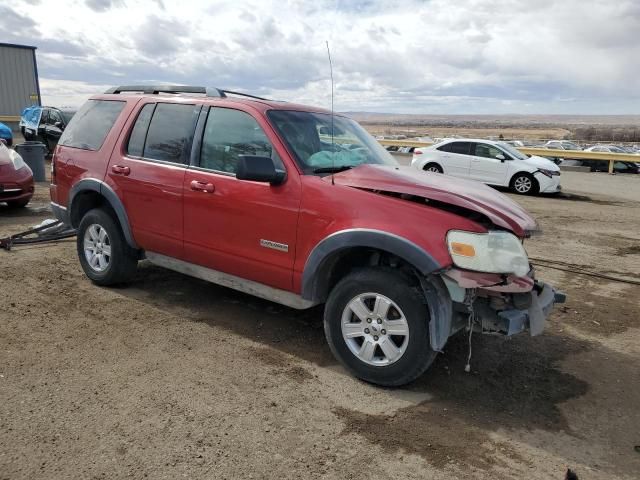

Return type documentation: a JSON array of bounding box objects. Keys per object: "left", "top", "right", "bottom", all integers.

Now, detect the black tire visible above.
[
  {"left": 6, "top": 198, "right": 30, "bottom": 208},
  {"left": 510, "top": 172, "right": 539, "bottom": 195},
  {"left": 324, "top": 268, "right": 437, "bottom": 387},
  {"left": 77, "top": 208, "right": 138, "bottom": 286},
  {"left": 423, "top": 162, "right": 443, "bottom": 173}
]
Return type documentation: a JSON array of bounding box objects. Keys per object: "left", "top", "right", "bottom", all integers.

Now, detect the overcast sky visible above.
[{"left": 2, "top": 0, "right": 639, "bottom": 114}]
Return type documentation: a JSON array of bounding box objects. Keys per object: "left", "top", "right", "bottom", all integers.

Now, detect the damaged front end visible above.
[{"left": 442, "top": 267, "right": 566, "bottom": 339}]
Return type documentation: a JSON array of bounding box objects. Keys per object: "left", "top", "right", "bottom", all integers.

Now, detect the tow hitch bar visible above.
[{"left": 0, "top": 220, "right": 77, "bottom": 251}]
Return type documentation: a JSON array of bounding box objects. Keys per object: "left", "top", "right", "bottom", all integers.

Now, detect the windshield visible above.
[
  {"left": 497, "top": 141, "right": 528, "bottom": 160},
  {"left": 267, "top": 110, "right": 397, "bottom": 174}
]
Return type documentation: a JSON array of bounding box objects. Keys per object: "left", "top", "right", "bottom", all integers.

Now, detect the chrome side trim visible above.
[{"left": 146, "top": 252, "right": 317, "bottom": 310}]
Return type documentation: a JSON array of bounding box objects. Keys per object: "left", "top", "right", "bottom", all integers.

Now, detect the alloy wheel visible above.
[
  {"left": 341, "top": 293, "right": 410, "bottom": 366},
  {"left": 83, "top": 223, "right": 111, "bottom": 272},
  {"left": 514, "top": 175, "right": 532, "bottom": 193}
]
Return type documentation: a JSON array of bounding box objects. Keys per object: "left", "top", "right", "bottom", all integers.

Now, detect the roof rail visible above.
[
  {"left": 220, "top": 90, "right": 270, "bottom": 101},
  {"left": 104, "top": 85, "right": 273, "bottom": 101},
  {"left": 104, "top": 85, "right": 226, "bottom": 97}
]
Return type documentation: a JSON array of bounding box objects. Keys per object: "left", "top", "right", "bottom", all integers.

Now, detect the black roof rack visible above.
[{"left": 104, "top": 85, "right": 271, "bottom": 101}]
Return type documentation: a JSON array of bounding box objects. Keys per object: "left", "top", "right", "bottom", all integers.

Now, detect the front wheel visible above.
[
  {"left": 324, "top": 268, "right": 437, "bottom": 387},
  {"left": 510, "top": 172, "right": 539, "bottom": 195}
]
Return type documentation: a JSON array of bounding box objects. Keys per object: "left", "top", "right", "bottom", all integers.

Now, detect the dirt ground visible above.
[{"left": 1, "top": 172, "right": 639, "bottom": 479}]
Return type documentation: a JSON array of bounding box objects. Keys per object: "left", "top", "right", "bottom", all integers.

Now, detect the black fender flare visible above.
[
  {"left": 69, "top": 178, "right": 138, "bottom": 249},
  {"left": 301, "top": 228, "right": 442, "bottom": 301}
]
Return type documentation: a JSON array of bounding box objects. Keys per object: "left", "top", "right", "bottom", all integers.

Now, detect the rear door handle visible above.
[
  {"left": 111, "top": 165, "right": 131, "bottom": 176},
  {"left": 190, "top": 180, "right": 215, "bottom": 193}
]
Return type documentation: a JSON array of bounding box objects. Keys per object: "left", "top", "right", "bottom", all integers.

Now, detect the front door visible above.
[
  {"left": 469, "top": 142, "right": 510, "bottom": 184},
  {"left": 106, "top": 101, "right": 201, "bottom": 259},
  {"left": 183, "top": 106, "right": 300, "bottom": 291}
]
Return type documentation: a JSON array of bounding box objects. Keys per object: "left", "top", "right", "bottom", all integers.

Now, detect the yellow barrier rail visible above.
[{"left": 377, "top": 140, "right": 640, "bottom": 174}]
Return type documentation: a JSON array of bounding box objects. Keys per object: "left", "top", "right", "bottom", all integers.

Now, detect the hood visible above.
[
  {"left": 524, "top": 155, "right": 560, "bottom": 171},
  {"left": 328, "top": 165, "right": 538, "bottom": 237}
]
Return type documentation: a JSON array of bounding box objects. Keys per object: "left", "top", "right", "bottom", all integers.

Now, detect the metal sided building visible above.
[{"left": 0, "top": 42, "right": 41, "bottom": 130}]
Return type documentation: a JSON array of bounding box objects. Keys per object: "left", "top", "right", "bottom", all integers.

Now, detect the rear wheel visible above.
[
  {"left": 77, "top": 208, "right": 138, "bottom": 285},
  {"left": 324, "top": 268, "right": 437, "bottom": 387},
  {"left": 510, "top": 172, "right": 539, "bottom": 195},
  {"left": 423, "top": 163, "right": 443, "bottom": 173}
]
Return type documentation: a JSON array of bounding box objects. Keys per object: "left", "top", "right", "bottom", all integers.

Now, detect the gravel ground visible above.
[{"left": 1, "top": 173, "right": 639, "bottom": 480}]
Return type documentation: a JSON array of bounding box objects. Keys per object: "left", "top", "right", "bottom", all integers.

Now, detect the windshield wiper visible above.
[{"left": 313, "top": 165, "right": 354, "bottom": 174}]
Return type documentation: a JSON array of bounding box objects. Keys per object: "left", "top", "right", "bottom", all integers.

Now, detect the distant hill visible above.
[{"left": 343, "top": 112, "right": 640, "bottom": 127}]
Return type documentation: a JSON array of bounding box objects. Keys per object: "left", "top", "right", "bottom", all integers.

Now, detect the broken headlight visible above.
[{"left": 446, "top": 230, "right": 530, "bottom": 277}]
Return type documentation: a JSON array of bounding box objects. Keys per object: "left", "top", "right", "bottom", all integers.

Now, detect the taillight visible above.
[
  {"left": 414, "top": 149, "right": 423, "bottom": 155},
  {"left": 51, "top": 152, "right": 56, "bottom": 184}
]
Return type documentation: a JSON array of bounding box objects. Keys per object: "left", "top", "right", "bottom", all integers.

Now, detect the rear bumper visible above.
[{"left": 51, "top": 201, "right": 70, "bottom": 225}]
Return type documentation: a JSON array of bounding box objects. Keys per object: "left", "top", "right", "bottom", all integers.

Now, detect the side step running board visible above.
[{"left": 145, "top": 252, "right": 318, "bottom": 310}]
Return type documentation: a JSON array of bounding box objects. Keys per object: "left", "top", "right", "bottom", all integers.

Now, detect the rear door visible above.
[
  {"left": 469, "top": 142, "right": 510, "bottom": 185},
  {"left": 106, "top": 101, "right": 201, "bottom": 259},
  {"left": 436, "top": 141, "right": 472, "bottom": 177},
  {"left": 182, "top": 106, "right": 300, "bottom": 290}
]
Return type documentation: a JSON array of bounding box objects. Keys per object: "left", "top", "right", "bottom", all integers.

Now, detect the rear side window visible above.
[
  {"left": 141, "top": 103, "right": 199, "bottom": 163},
  {"left": 447, "top": 142, "right": 472, "bottom": 155},
  {"left": 59, "top": 100, "right": 125, "bottom": 151}
]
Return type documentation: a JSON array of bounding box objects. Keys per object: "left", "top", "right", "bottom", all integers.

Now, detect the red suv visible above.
[{"left": 50, "top": 85, "right": 564, "bottom": 386}]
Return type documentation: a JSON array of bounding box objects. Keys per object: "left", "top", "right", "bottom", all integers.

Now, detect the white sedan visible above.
[{"left": 411, "top": 139, "right": 561, "bottom": 194}]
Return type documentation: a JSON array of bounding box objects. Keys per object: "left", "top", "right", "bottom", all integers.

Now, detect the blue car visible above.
[{"left": 0, "top": 122, "right": 12, "bottom": 147}]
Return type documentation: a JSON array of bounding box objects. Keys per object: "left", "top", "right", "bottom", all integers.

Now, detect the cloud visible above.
[
  {"left": 85, "top": 0, "right": 124, "bottom": 12},
  {"left": 10, "top": 0, "right": 638, "bottom": 114}
]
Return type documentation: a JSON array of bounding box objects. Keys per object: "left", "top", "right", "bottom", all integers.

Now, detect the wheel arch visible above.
[
  {"left": 301, "top": 229, "right": 441, "bottom": 303},
  {"left": 69, "top": 179, "right": 138, "bottom": 249},
  {"left": 509, "top": 170, "right": 539, "bottom": 192}
]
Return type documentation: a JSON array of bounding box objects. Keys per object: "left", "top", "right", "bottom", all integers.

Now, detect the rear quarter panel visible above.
[{"left": 51, "top": 97, "right": 141, "bottom": 206}]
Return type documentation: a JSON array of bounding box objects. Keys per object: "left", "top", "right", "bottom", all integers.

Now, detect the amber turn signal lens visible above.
[{"left": 450, "top": 242, "right": 476, "bottom": 257}]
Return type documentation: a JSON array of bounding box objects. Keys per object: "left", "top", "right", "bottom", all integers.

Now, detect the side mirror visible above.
[
  {"left": 495, "top": 153, "right": 506, "bottom": 162},
  {"left": 54, "top": 121, "right": 63, "bottom": 128},
  {"left": 237, "top": 155, "right": 286, "bottom": 185}
]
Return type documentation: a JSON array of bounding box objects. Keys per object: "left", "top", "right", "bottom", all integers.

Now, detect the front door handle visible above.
[
  {"left": 190, "top": 180, "right": 215, "bottom": 193},
  {"left": 111, "top": 165, "right": 131, "bottom": 176}
]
